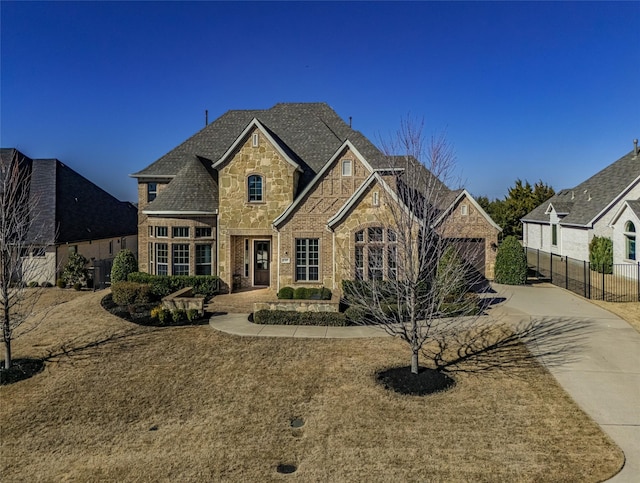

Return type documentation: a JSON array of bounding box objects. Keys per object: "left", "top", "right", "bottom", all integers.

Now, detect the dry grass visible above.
[
  {"left": 1, "top": 291, "right": 623, "bottom": 482},
  {"left": 589, "top": 299, "right": 640, "bottom": 333}
]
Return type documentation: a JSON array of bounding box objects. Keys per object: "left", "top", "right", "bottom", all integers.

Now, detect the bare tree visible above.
[
  {"left": 1, "top": 150, "right": 51, "bottom": 370},
  {"left": 341, "top": 119, "right": 488, "bottom": 374}
]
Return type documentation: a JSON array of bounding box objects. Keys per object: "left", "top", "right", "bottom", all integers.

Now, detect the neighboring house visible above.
[
  {"left": 522, "top": 142, "right": 640, "bottom": 265},
  {"left": 0, "top": 148, "right": 138, "bottom": 286},
  {"left": 131, "top": 103, "right": 500, "bottom": 293}
]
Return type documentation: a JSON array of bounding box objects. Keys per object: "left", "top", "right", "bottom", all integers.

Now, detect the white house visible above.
[{"left": 522, "top": 142, "right": 640, "bottom": 265}]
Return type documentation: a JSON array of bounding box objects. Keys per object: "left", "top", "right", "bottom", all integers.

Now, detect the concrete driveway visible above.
[{"left": 495, "top": 283, "right": 640, "bottom": 482}]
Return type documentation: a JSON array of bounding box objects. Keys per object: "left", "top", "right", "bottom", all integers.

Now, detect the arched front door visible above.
[{"left": 254, "top": 240, "right": 270, "bottom": 286}]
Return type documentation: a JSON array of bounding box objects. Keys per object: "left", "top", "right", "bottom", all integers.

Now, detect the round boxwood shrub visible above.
[
  {"left": 494, "top": 236, "right": 528, "bottom": 285},
  {"left": 111, "top": 249, "right": 138, "bottom": 283},
  {"left": 278, "top": 286, "right": 294, "bottom": 299}
]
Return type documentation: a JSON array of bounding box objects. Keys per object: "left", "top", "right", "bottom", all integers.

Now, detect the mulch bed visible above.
[
  {"left": 1, "top": 359, "right": 45, "bottom": 385},
  {"left": 100, "top": 294, "right": 210, "bottom": 327},
  {"left": 376, "top": 366, "right": 455, "bottom": 396}
]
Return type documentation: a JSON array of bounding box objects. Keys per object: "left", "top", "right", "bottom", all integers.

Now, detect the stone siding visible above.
[{"left": 254, "top": 298, "right": 340, "bottom": 313}]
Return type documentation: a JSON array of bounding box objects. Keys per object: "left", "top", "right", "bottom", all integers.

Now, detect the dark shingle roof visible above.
[
  {"left": 145, "top": 156, "right": 218, "bottom": 213},
  {"left": 2, "top": 148, "right": 138, "bottom": 245},
  {"left": 523, "top": 149, "right": 640, "bottom": 226},
  {"left": 625, "top": 200, "right": 640, "bottom": 219}
]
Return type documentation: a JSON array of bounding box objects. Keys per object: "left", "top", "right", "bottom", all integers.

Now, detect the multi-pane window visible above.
[
  {"left": 354, "top": 227, "right": 397, "bottom": 281},
  {"left": 156, "top": 243, "right": 168, "bottom": 276},
  {"left": 156, "top": 226, "right": 168, "bottom": 238},
  {"left": 173, "top": 226, "right": 189, "bottom": 238},
  {"left": 196, "top": 245, "right": 212, "bottom": 275},
  {"left": 172, "top": 244, "right": 190, "bottom": 275},
  {"left": 625, "top": 221, "right": 636, "bottom": 261},
  {"left": 147, "top": 183, "right": 157, "bottom": 202},
  {"left": 248, "top": 175, "right": 263, "bottom": 202},
  {"left": 551, "top": 224, "right": 558, "bottom": 246},
  {"left": 195, "top": 227, "right": 212, "bottom": 238},
  {"left": 295, "top": 238, "right": 319, "bottom": 281}
]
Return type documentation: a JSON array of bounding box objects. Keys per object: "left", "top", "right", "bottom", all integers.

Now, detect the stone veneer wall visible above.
[
  {"left": 277, "top": 147, "right": 370, "bottom": 289},
  {"left": 253, "top": 299, "right": 340, "bottom": 313},
  {"left": 217, "top": 128, "right": 298, "bottom": 290},
  {"left": 438, "top": 194, "right": 500, "bottom": 280}
]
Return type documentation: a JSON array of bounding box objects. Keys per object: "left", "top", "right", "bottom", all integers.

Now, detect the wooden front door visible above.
[{"left": 254, "top": 240, "right": 270, "bottom": 286}]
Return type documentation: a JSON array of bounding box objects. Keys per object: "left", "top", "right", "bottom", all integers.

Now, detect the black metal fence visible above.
[{"left": 525, "top": 248, "right": 640, "bottom": 302}]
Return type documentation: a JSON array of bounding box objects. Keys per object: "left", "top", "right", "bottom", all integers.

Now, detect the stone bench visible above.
[{"left": 162, "top": 287, "right": 205, "bottom": 315}]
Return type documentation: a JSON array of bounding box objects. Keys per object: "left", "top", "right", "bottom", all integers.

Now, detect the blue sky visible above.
[{"left": 1, "top": 1, "right": 638, "bottom": 202}]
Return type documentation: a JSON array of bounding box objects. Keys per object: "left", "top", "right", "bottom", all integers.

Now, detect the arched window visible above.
[
  {"left": 247, "top": 175, "right": 263, "bottom": 202},
  {"left": 624, "top": 221, "right": 636, "bottom": 261},
  {"left": 354, "top": 227, "right": 397, "bottom": 281}
]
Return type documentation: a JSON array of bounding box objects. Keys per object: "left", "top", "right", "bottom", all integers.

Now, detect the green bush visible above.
[
  {"left": 494, "top": 236, "right": 528, "bottom": 285},
  {"left": 344, "top": 306, "right": 369, "bottom": 324},
  {"left": 288, "top": 286, "right": 332, "bottom": 300},
  {"left": 157, "top": 308, "right": 171, "bottom": 325},
  {"left": 41, "top": 281, "right": 53, "bottom": 288},
  {"left": 73, "top": 282, "right": 82, "bottom": 291},
  {"left": 62, "top": 252, "right": 88, "bottom": 287},
  {"left": 253, "top": 310, "right": 347, "bottom": 326},
  {"left": 186, "top": 308, "right": 199, "bottom": 322},
  {"left": 28, "top": 281, "right": 39, "bottom": 288},
  {"left": 111, "top": 282, "right": 152, "bottom": 306},
  {"left": 150, "top": 305, "right": 164, "bottom": 319},
  {"left": 293, "top": 287, "right": 308, "bottom": 299},
  {"left": 589, "top": 236, "right": 613, "bottom": 274},
  {"left": 127, "top": 272, "right": 219, "bottom": 298},
  {"left": 277, "top": 286, "right": 294, "bottom": 299},
  {"left": 56, "top": 278, "right": 66, "bottom": 289},
  {"left": 172, "top": 309, "right": 187, "bottom": 323},
  {"left": 111, "top": 249, "right": 138, "bottom": 283}
]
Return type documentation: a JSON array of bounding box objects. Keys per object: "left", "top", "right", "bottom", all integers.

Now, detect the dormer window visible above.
[
  {"left": 248, "top": 174, "right": 263, "bottom": 202},
  {"left": 342, "top": 159, "right": 352, "bottom": 177}
]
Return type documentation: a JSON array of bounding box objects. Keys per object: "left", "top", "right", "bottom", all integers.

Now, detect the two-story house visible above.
[{"left": 131, "top": 103, "right": 500, "bottom": 293}]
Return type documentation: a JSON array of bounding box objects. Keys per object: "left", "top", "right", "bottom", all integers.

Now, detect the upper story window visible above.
[
  {"left": 147, "top": 183, "right": 157, "bottom": 202},
  {"left": 173, "top": 226, "right": 189, "bottom": 238},
  {"left": 195, "top": 227, "right": 212, "bottom": 238},
  {"left": 252, "top": 133, "right": 259, "bottom": 147},
  {"left": 342, "top": 159, "right": 353, "bottom": 177},
  {"left": 248, "top": 174, "right": 263, "bottom": 202},
  {"left": 625, "top": 221, "right": 636, "bottom": 261},
  {"left": 551, "top": 224, "right": 558, "bottom": 246},
  {"left": 461, "top": 204, "right": 468, "bottom": 216},
  {"left": 155, "top": 226, "right": 168, "bottom": 238},
  {"left": 355, "top": 227, "right": 397, "bottom": 281}
]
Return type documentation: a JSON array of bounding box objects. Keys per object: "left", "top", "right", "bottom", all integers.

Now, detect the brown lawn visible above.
[
  {"left": 1, "top": 290, "right": 623, "bottom": 482},
  {"left": 589, "top": 299, "right": 640, "bottom": 333}
]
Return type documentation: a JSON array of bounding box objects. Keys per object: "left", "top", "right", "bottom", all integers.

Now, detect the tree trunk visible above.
[
  {"left": 411, "top": 349, "right": 419, "bottom": 374},
  {"left": 3, "top": 337, "right": 11, "bottom": 370}
]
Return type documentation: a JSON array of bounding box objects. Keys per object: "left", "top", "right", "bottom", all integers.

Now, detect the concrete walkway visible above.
[{"left": 209, "top": 284, "right": 639, "bottom": 481}]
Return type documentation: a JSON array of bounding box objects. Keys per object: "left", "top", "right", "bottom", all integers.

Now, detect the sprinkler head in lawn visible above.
[{"left": 376, "top": 366, "right": 455, "bottom": 396}]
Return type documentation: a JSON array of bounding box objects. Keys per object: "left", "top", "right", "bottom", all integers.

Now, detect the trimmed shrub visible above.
[
  {"left": 157, "top": 308, "right": 171, "bottom": 325},
  {"left": 277, "top": 286, "right": 294, "bottom": 299},
  {"left": 288, "top": 287, "right": 332, "bottom": 300},
  {"left": 344, "top": 306, "right": 369, "bottom": 324},
  {"left": 589, "top": 236, "right": 613, "bottom": 274},
  {"left": 28, "top": 281, "right": 39, "bottom": 288},
  {"left": 73, "top": 282, "right": 82, "bottom": 291},
  {"left": 150, "top": 305, "right": 164, "bottom": 319},
  {"left": 56, "top": 278, "right": 66, "bottom": 289},
  {"left": 111, "top": 282, "right": 152, "bottom": 306},
  {"left": 111, "top": 249, "right": 138, "bottom": 283},
  {"left": 41, "top": 281, "right": 53, "bottom": 288},
  {"left": 494, "top": 236, "right": 528, "bottom": 285},
  {"left": 293, "top": 287, "right": 309, "bottom": 299},
  {"left": 127, "top": 272, "right": 219, "bottom": 298},
  {"left": 253, "top": 310, "right": 347, "bottom": 326}
]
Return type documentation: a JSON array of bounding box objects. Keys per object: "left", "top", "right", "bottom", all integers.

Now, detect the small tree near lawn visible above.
[
  {"left": 62, "top": 252, "right": 88, "bottom": 288},
  {"left": 110, "top": 249, "right": 138, "bottom": 283},
  {"left": 589, "top": 236, "right": 613, "bottom": 274},
  {"left": 341, "top": 118, "right": 487, "bottom": 376},
  {"left": 494, "top": 236, "right": 528, "bottom": 285}
]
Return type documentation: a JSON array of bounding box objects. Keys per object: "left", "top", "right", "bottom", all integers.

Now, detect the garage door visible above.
[{"left": 446, "top": 238, "right": 486, "bottom": 278}]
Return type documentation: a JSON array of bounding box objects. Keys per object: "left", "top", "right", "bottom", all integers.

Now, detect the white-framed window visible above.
[
  {"left": 195, "top": 245, "right": 212, "bottom": 275},
  {"left": 156, "top": 243, "right": 168, "bottom": 275},
  {"left": 156, "top": 226, "right": 168, "bottom": 238},
  {"left": 461, "top": 204, "right": 468, "bottom": 216},
  {"left": 625, "top": 221, "right": 636, "bottom": 261},
  {"left": 342, "top": 159, "right": 352, "bottom": 177},
  {"left": 173, "top": 226, "right": 189, "bottom": 238},
  {"left": 147, "top": 183, "right": 157, "bottom": 202},
  {"left": 295, "top": 238, "right": 320, "bottom": 281},
  {"left": 248, "top": 174, "right": 263, "bottom": 202},
  {"left": 148, "top": 242, "right": 153, "bottom": 274},
  {"left": 172, "top": 244, "right": 190, "bottom": 275},
  {"left": 372, "top": 191, "right": 379, "bottom": 207},
  {"left": 148, "top": 226, "right": 154, "bottom": 236},
  {"left": 252, "top": 133, "right": 259, "bottom": 147}
]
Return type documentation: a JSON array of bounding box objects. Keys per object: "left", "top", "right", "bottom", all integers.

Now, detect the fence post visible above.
[
  {"left": 637, "top": 262, "right": 640, "bottom": 302},
  {"left": 550, "top": 253, "right": 553, "bottom": 284},
  {"left": 602, "top": 267, "right": 605, "bottom": 301},
  {"left": 565, "top": 256, "right": 569, "bottom": 289},
  {"left": 583, "top": 260, "right": 587, "bottom": 298},
  {"left": 537, "top": 249, "right": 540, "bottom": 278}
]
